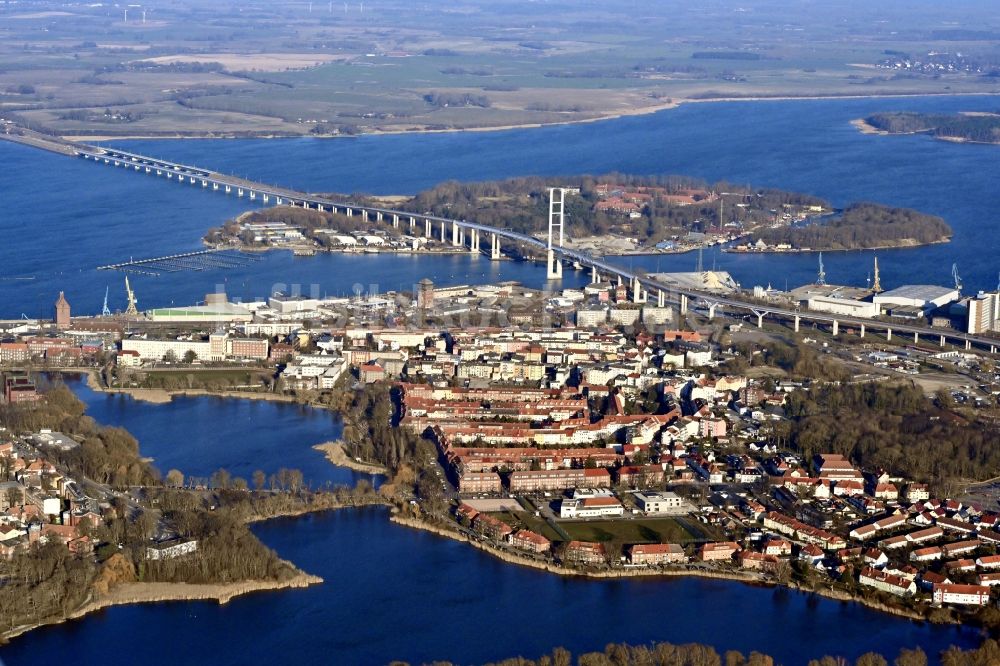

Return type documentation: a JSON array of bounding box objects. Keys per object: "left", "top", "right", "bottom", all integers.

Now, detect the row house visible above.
[
  {"left": 473, "top": 514, "right": 514, "bottom": 541},
  {"left": 457, "top": 472, "right": 502, "bottom": 494},
  {"left": 564, "top": 540, "right": 606, "bottom": 566},
  {"left": 977, "top": 554, "right": 1000, "bottom": 570},
  {"left": 910, "top": 546, "right": 942, "bottom": 562},
  {"left": 933, "top": 583, "right": 991, "bottom": 607},
  {"left": 507, "top": 468, "right": 611, "bottom": 493},
  {"left": 615, "top": 465, "right": 665, "bottom": 487},
  {"left": 628, "top": 543, "right": 686, "bottom": 566},
  {"left": 763, "top": 511, "right": 846, "bottom": 551},
  {"left": 941, "top": 539, "right": 981, "bottom": 557},
  {"left": 740, "top": 551, "right": 780, "bottom": 571},
  {"left": 859, "top": 567, "right": 916, "bottom": 597},
  {"left": 945, "top": 559, "right": 977, "bottom": 574},
  {"left": 698, "top": 541, "right": 740, "bottom": 562},
  {"left": 509, "top": 529, "right": 551, "bottom": 554}
]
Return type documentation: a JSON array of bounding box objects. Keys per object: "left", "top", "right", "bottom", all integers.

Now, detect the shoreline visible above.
[
  {"left": 1, "top": 572, "right": 322, "bottom": 644},
  {"left": 62, "top": 91, "right": 1000, "bottom": 143},
  {"left": 725, "top": 237, "right": 951, "bottom": 255},
  {"left": 388, "top": 513, "right": 939, "bottom": 626},
  {"left": 80, "top": 369, "right": 298, "bottom": 405},
  {"left": 313, "top": 441, "right": 388, "bottom": 475}
]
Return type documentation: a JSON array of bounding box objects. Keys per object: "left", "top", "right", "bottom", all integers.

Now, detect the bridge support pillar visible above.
[
  {"left": 546, "top": 250, "right": 563, "bottom": 279},
  {"left": 440, "top": 221, "right": 447, "bottom": 242},
  {"left": 426, "top": 219, "right": 432, "bottom": 237},
  {"left": 680, "top": 294, "right": 689, "bottom": 315},
  {"left": 212, "top": 183, "right": 219, "bottom": 191},
  {"left": 707, "top": 302, "right": 718, "bottom": 320},
  {"left": 375, "top": 211, "right": 383, "bottom": 222},
  {"left": 914, "top": 332, "right": 919, "bottom": 344},
  {"left": 751, "top": 310, "right": 766, "bottom": 329},
  {"left": 276, "top": 197, "right": 283, "bottom": 205},
  {"left": 794, "top": 315, "right": 800, "bottom": 333},
  {"left": 859, "top": 324, "right": 865, "bottom": 338},
  {"left": 262, "top": 194, "right": 269, "bottom": 203},
  {"left": 249, "top": 191, "right": 256, "bottom": 200},
  {"left": 966, "top": 339, "right": 972, "bottom": 351},
  {"left": 346, "top": 208, "right": 353, "bottom": 217},
  {"left": 591, "top": 266, "right": 598, "bottom": 283},
  {"left": 238, "top": 188, "right": 244, "bottom": 197},
  {"left": 832, "top": 320, "right": 839, "bottom": 336},
  {"left": 224, "top": 185, "right": 231, "bottom": 194},
  {"left": 632, "top": 277, "right": 642, "bottom": 303},
  {"left": 202, "top": 180, "right": 208, "bottom": 188},
  {"left": 940, "top": 335, "right": 946, "bottom": 348},
  {"left": 992, "top": 345, "right": 996, "bottom": 354},
  {"left": 392, "top": 214, "right": 399, "bottom": 229},
  {"left": 469, "top": 229, "right": 479, "bottom": 254},
  {"left": 658, "top": 290, "right": 665, "bottom": 308},
  {"left": 490, "top": 233, "right": 501, "bottom": 259},
  {"left": 886, "top": 328, "right": 892, "bottom": 342},
  {"left": 452, "top": 222, "right": 460, "bottom": 247}
]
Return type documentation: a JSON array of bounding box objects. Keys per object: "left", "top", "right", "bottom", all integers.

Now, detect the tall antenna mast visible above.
[{"left": 816, "top": 252, "right": 826, "bottom": 286}]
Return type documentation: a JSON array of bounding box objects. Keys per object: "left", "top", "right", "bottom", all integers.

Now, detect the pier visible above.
[{"left": 97, "top": 249, "right": 258, "bottom": 276}]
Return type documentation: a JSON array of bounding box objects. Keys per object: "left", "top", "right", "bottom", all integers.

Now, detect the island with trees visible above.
[
  {"left": 206, "top": 174, "right": 832, "bottom": 257},
  {"left": 207, "top": 177, "right": 949, "bottom": 257},
  {"left": 857, "top": 111, "right": 1000, "bottom": 144},
  {"left": 734, "top": 203, "right": 951, "bottom": 252}
]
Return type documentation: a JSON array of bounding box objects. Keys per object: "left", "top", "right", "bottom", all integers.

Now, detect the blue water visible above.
[
  {"left": 1, "top": 95, "right": 998, "bottom": 662},
  {"left": 0, "top": 508, "right": 979, "bottom": 666},
  {"left": 0, "top": 385, "right": 982, "bottom": 665},
  {"left": 4, "top": 95, "right": 1000, "bottom": 319},
  {"left": 58, "top": 374, "right": 372, "bottom": 489}
]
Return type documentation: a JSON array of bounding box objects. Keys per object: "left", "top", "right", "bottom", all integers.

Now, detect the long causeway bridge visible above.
[{"left": 8, "top": 131, "right": 998, "bottom": 354}]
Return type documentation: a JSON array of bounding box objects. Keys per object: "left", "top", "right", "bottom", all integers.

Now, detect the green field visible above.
[
  {"left": 2, "top": 0, "right": 996, "bottom": 137},
  {"left": 559, "top": 517, "right": 713, "bottom": 545}
]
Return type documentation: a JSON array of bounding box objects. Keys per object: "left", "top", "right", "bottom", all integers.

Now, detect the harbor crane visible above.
[{"left": 952, "top": 263, "right": 962, "bottom": 292}]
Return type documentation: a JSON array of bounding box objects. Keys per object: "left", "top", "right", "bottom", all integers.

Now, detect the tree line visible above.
[
  {"left": 867, "top": 112, "right": 1000, "bottom": 144},
  {"left": 389, "top": 639, "right": 1000, "bottom": 666},
  {"left": 753, "top": 203, "right": 951, "bottom": 250},
  {"left": 777, "top": 382, "right": 1000, "bottom": 486},
  {"left": 398, "top": 175, "right": 826, "bottom": 243}
]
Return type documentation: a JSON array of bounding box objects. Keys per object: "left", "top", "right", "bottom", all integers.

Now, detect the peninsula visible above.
[
  {"left": 735, "top": 203, "right": 952, "bottom": 253},
  {"left": 857, "top": 112, "right": 1000, "bottom": 145}
]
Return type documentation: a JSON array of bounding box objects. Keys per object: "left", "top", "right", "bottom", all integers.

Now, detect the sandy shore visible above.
[
  {"left": 61, "top": 91, "right": 1000, "bottom": 143},
  {"left": 850, "top": 118, "right": 886, "bottom": 135},
  {"left": 2, "top": 573, "right": 322, "bottom": 644},
  {"left": 314, "top": 441, "right": 388, "bottom": 475},
  {"left": 389, "top": 514, "right": 934, "bottom": 624}
]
